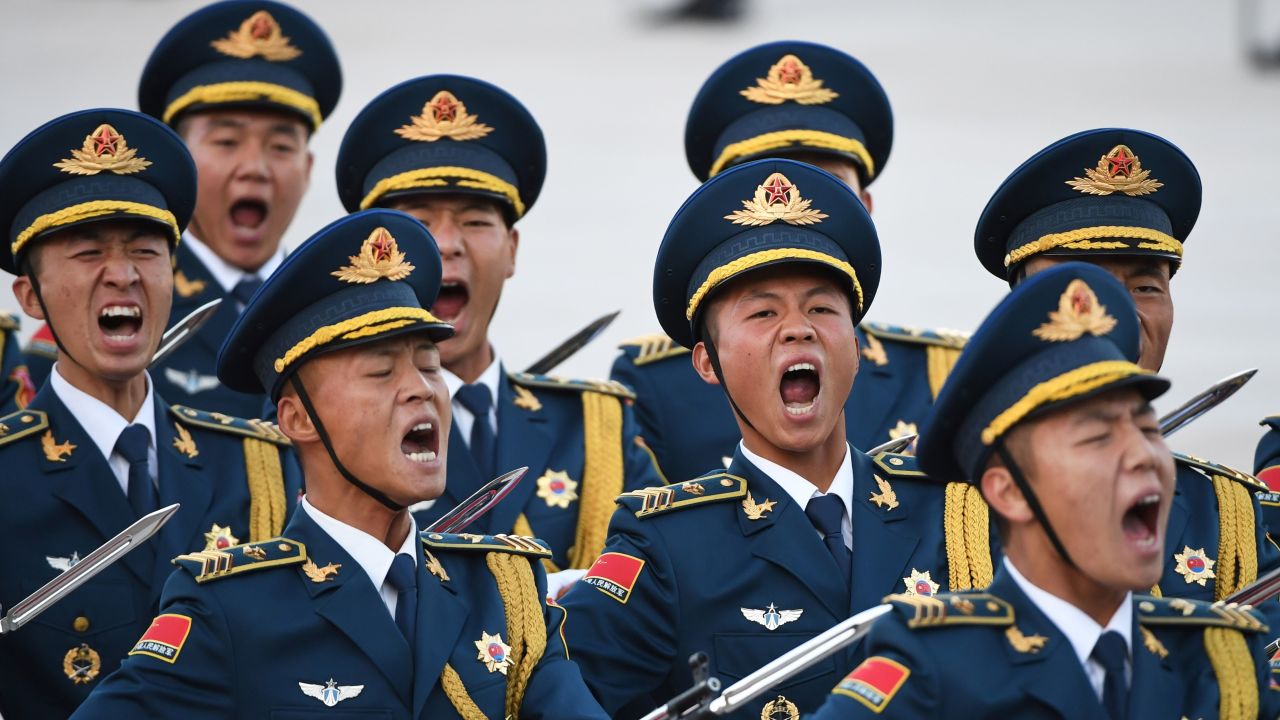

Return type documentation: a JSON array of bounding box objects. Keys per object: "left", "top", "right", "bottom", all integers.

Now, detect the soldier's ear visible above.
[
  {"left": 691, "top": 341, "right": 721, "bottom": 386},
  {"left": 11, "top": 275, "right": 45, "bottom": 321},
  {"left": 860, "top": 189, "right": 873, "bottom": 214},
  {"left": 503, "top": 226, "right": 519, "bottom": 280},
  {"left": 276, "top": 387, "right": 319, "bottom": 445},
  {"left": 979, "top": 461, "right": 1034, "bottom": 529}
]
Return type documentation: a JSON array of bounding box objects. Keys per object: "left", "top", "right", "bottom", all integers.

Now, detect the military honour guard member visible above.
[
  {"left": 1253, "top": 419, "right": 1280, "bottom": 531},
  {"left": 613, "top": 41, "right": 967, "bottom": 483},
  {"left": 972, "top": 128, "right": 1280, "bottom": 625},
  {"left": 809, "top": 262, "right": 1277, "bottom": 720},
  {"left": 559, "top": 158, "right": 994, "bottom": 720},
  {"left": 0, "top": 311, "right": 35, "bottom": 413},
  {"left": 72, "top": 208, "right": 608, "bottom": 719},
  {"left": 23, "top": 0, "right": 341, "bottom": 420},
  {"left": 0, "top": 109, "right": 302, "bottom": 720},
  {"left": 335, "top": 75, "right": 663, "bottom": 576}
]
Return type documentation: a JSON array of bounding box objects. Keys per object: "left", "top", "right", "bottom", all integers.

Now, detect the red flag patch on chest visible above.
[
  {"left": 1258, "top": 465, "right": 1280, "bottom": 494},
  {"left": 129, "top": 614, "right": 193, "bottom": 664},
  {"left": 582, "top": 552, "right": 645, "bottom": 604},
  {"left": 833, "top": 656, "right": 910, "bottom": 712}
]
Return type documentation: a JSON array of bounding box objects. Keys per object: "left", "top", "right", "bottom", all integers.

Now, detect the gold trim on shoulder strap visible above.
[
  {"left": 0, "top": 409, "right": 48, "bottom": 446},
  {"left": 621, "top": 333, "right": 692, "bottom": 367},
  {"left": 569, "top": 391, "right": 624, "bottom": 569},
  {"left": 243, "top": 438, "right": 288, "bottom": 542}
]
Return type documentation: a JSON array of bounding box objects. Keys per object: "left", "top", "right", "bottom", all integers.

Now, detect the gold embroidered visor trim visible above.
[
  {"left": 359, "top": 166, "right": 525, "bottom": 218},
  {"left": 685, "top": 248, "right": 863, "bottom": 322},
  {"left": 981, "top": 360, "right": 1153, "bottom": 446},
  {"left": 162, "top": 81, "right": 322, "bottom": 130},
  {"left": 709, "top": 130, "right": 874, "bottom": 179},
  {"left": 273, "top": 307, "right": 447, "bottom": 373},
  {"left": 14, "top": 200, "right": 180, "bottom": 257},
  {"left": 1003, "top": 226, "right": 1183, "bottom": 268}
]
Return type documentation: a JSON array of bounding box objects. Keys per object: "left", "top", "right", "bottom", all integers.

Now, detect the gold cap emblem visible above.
[
  {"left": 1066, "top": 144, "right": 1162, "bottom": 197},
  {"left": 53, "top": 124, "right": 152, "bottom": 176},
  {"left": 1032, "top": 279, "right": 1118, "bottom": 342},
  {"left": 726, "top": 172, "right": 827, "bottom": 227},
  {"left": 331, "top": 227, "right": 415, "bottom": 284},
  {"left": 395, "top": 90, "right": 494, "bottom": 143},
  {"left": 740, "top": 54, "right": 838, "bottom": 105},
  {"left": 211, "top": 10, "right": 302, "bottom": 61}
]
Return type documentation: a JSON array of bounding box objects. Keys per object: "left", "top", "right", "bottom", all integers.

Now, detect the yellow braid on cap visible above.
[
  {"left": 441, "top": 664, "right": 486, "bottom": 720},
  {"left": 243, "top": 438, "right": 287, "bottom": 541},
  {"left": 926, "top": 345, "right": 963, "bottom": 401},
  {"left": 1204, "top": 625, "right": 1258, "bottom": 720},
  {"left": 944, "top": 482, "right": 993, "bottom": 591},
  {"left": 1212, "top": 475, "right": 1258, "bottom": 599},
  {"left": 569, "top": 392, "right": 624, "bottom": 569},
  {"left": 486, "top": 551, "right": 547, "bottom": 720},
  {"left": 514, "top": 513, "right": 562, "bottom": 574}
]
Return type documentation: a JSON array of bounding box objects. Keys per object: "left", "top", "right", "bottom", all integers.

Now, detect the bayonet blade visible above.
[
  {"left": 150, "top": 299, "right": 222, "bottom": 368},
  {"left": 425, "top": 466, "right": 528, "bottom": 534},
  {"left": 0, "top": 503, "right": 178, "bottom": 634},
  {"left": 1159, "top": 368, "right": 1256, "bottom": 437},
  {"left": 867, "top": 434, "right": 917, "bottom": 456},
  {"left": 523, "top": 311, "right": 620, "bottom": 375}
]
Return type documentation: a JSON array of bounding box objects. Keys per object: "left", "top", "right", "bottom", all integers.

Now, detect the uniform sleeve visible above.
[
  {"left": 620, "top": 393, "right": 665, "bottom": 491},
  {"left": 805, "top": 614, "right": 940, "bottom": 719},
  {"left": 611, "top": 353, "right": 668, "bottom": 487},
  {"left": 69, "top": 570, "right": 235, "bottom": 719},
  {"left": 519, "top": 559, "right": 609, "bottom": 719},
  {"left": 557, "top": 505, "right": 681, "bottom": 714}
]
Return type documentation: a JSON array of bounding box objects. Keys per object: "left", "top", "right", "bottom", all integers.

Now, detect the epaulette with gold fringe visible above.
[
  {"left": 862, "top": 321, "right": 970, "bottom": 350},
  {"left": 420, "top": 532, "right": 553, "bottom": 559},
  {"left": 0, "top": 313, "right": 17, "bottom": 332},
  {"left": 507, "top": 372, "right": 636, "bottom": 400},
  {"left": 618, "top": 332, "right": 691, "bottom": 367},
  {"left": 0, "top": 408, "right": 48, "bottom": 447},
  {"left": 172, "top": 538, "right": 306, "bottom": 584},
  {"left": 883, "top": 592, "right": 1014, "bottom": 629},
  {"left": 169, "top": 405, "right": 292, "bottom": 446},
  {"left": 1137, "top": 596, "right": 1268, "bottom": 633},
  {"left": 870, "top": 451, "right": 928, "bottom": 479},
  {"left": 617, "top": 473, "right": 747, "bottom": 519},
  {"left": 1174, "top": 452, "right": 1267, "bottom": 492}
]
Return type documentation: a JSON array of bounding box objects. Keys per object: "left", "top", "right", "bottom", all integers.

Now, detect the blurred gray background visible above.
[{"left": 2, "top": 0, "right": 1277, "bottom": 467}]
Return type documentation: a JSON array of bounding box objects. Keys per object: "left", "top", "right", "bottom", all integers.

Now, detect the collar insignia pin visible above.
[
  {"left": 42, "top": 430, "right": 76, "bottom": 463},
  {"left": 870, "top": 474, "right": 899, "bottom": 511},
  {"left": 302, "top": 559, "right": 342, "bottom": 583},
  {"left": 742, "top": 493, "right": 776, "bottom": 520}
]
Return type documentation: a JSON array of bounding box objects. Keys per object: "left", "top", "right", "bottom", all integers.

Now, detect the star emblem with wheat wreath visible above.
[
  {"left": 54, "top": 124, "right": 152, "bottom": 176},
  {"left": 725, "top": 172, "right": 828, "bottom": 227},
  {"left": 1066, "top": 144, "right": 1163, "bottom": 197},
  {"left": 331, "top": 227, "right": 415, "bottom": 284}
]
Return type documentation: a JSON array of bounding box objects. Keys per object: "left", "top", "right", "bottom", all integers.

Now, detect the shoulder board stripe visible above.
[
  {"left": 618, "top": 333, "right": 691, "bottom": 366},
  {"left": 884, "top": 592, "right": 1014, "bottom": 629},
  {"left": 862, "top": 321, "right": 969, "bottom": 350},
  {"left": 1138, "top": 596, "right": 1268, "bottom": 633},
  {"left": 618, "top": 474, "right": 747, "bottom": 518},
  {"left": 172, "top": 538, "right": 306, "bottom": 583},
  {"left": 0, "top": 409, "right": 49, "bottom": 447},
  {"left": 420, "top": 532, "right": 553, "bottom": 558},
  {"left": 871, "top": 452, "right": 927, "bottom": 479},
  {"left": 1174, "top": 452, "right": 1266, "bottom": 491},
  {"left": 507, "top": 372, "right": 636, "bottom": 400},
  {"left": 169, "top": 405, "right": 292, "bottom": 446}
]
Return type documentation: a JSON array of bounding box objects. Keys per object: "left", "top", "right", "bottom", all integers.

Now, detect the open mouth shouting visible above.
[
  {"left": 98, "top": 303, "right": 144, "bottom": 349},
  {"left": 400, "top": 418, "right": 440, "bottom": 465},
  {"left": 432, "top": 279, "right": 469, "bottom": 323},
  {"left": 229, "top": 196, "right": 269, "bottom": 242},
  {"left": 1120, "top": 489, "right": 1163, "bottom": 555},
  {"left": 779, "top": 360, "right": 821, "bottom": 417}
]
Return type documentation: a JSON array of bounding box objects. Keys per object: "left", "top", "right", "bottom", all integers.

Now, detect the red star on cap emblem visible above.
[
  {"left": 369, "top": 228, "right": 394, "bottom": 261},
  {"left": 777, "top": 59, "right": 803, "bottom": 85},
  {"left": 762, "top": 176, "right": 792, "bottom": 205},
  {"left": 1108, "top": 147, "right": 1135, "bottom": 178},
  {"left": 92, "top": 126, "right": 120, "bottom": 157},
  {"left": 431, "top": 96, "right": 458, "bottom": 122},
  {"left": 250, "top": 14, "right": 273, "bottom": 39}
]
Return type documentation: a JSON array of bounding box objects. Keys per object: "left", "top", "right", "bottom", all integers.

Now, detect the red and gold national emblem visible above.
[
  {"left": 475, "top": 631, "right": 513, "bottom": 674},
  {"left": 331, "top": 227, "right": 415, "bottom": 284},
  {"left": 1032, "top": 279, "right": 1118, "bottom": 342},
  {"left": 53, "top": 124, "right": 152, "bottom": 176},
  {"left": 740, "top": 54, "right": 839, "bottom": 106},
  {"left": 901, "top": 569, "right": 939, "bottom": 597},
  {"left": 210, "top": 10, "right": 302, "bottom": 61},
  {"left": 395, "top": 90, "right": 494, "bottom": 143},
  {"left": 536, "top": 469, "right": 579, "bottom": 509},
  {"left": 1066, "top": 144, "right": 1163, "bottom": 197},
  {"left": 725, "top": 172, "right": 827, "bottom": 227},
  {"left": 203, "top": 523, "right": 239, "bottom": 551},
  {"left": 1173, "top": 546, "right": 1216, "bottom": 586}
]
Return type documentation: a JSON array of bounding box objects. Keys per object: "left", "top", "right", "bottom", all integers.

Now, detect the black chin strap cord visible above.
[
  {"left": 27, "top": 272, "right": 81, "bottom": 370},
  {"left": 290, "top": 374, "right": 405, "bottom": 512},
  {"left": 702, "top": 334, "right": 757, "bottom": 434},
  {"left": 995, "top": 443, "right": 1076, "bottom": 570}
]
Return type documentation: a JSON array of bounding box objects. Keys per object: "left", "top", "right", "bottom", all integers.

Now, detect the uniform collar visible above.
[
  {"left": 738, "top": 440, "right": 854, "bottom": 513},
  {"left": 182, "top": 230, "right": 286, "bottom": 294},
  {"left": 49, "top": 363, "right": 156, "bottom": 466},
  {"left": 300, "top": 496, "right": 418, "bottom": 594},
  {"left": 442, "top": 347, "right": 502, "bottom": 399},
  {"left": 1004, "top": 556, "right": 1133, "bottom": 669}
]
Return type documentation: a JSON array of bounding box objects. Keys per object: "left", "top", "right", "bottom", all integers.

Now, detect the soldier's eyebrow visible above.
[
  {"left": 1127, "top": 261, "right": 1168, "bottom": 281},
  {"left": 205, "top": 117, "right": 246, "bottom": 130}
]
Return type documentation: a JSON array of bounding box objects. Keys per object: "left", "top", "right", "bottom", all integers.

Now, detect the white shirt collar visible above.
[
  {"left": 1004, "top": 557, "right": 1132, "bottom": 690},
  {"left": 443, "top": 350, "right": 502, "bottom": 442},
  {"left": 182, "top": 231, "right": 286, "bottom": 294},
  {"left": 738, "top": 440, "right": 854, "bottom": 513},
  {"left": 50, "top": 364, "right": 157, "bottom": 492},
  {"left": 301, "top": 497, "right": 418, "bottom": 616}
]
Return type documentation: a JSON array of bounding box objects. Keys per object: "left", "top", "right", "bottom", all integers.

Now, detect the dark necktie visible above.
[
  {"left": 1092, "top": 630, "right": 1128, "bottom": 720},
  {"left": 386, "top": 553, "right": 418, "bottom": 647},
  {"left": 454, "top": 383, "right": 496, "bottom": 480},
  {"left": 805, "top": 493, "right": 852, "bottom": 587},
  {"left": 231, "top": 276, "right": 263, "bottom": 308},
  {"left": 116, "top": 424, "right": 156, "bottom": 518}
]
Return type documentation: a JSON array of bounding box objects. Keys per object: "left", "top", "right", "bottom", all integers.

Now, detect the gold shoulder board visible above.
[
  {"left": 506, "top": 372, "right": 636, "bottom": 400},
  {"left": 169, "top": 405, "right": 292, "bottom": 446},
  {"left": 1137, "top": 596, "right": 1268, "bottom": 633},
  {"left": 883, "top": 592, "right": 1014, "bottom": 629},
  {"left": 420, "top": 532, "right": 553, "bottom": 559},
  {"left": 172, "top": 538, "right": 306, "bottom": 584},
  {"left": 0, "top": 409, "right": 49, "bottom": 447},
  {"left": 617, "top": 474, "right": 748, "bottom": 519},
  {"left": 862, "top": 321, "right": 970, "bottom": 350},
  {"left": 1174, "top": 452, "right": 1267, "bottom": 492},
  {"left": 618, "top": 332, "right": 691, "bottom": 367}
]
